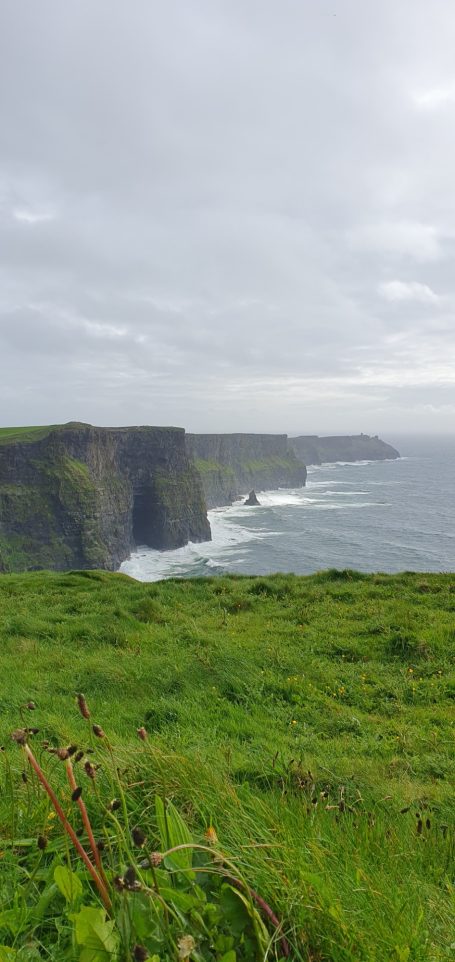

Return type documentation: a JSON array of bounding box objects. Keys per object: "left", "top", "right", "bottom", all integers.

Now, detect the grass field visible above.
[
  {"left": 0, "top": 569, "right": 454, "bottom": 961},
  {"left": 0, "top": 426, "right": 57, "bottom": 446}
]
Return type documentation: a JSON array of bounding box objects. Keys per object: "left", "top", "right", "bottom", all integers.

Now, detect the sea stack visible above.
[{"left": 244, "top": 490, "right": 260, "bottom": 505}]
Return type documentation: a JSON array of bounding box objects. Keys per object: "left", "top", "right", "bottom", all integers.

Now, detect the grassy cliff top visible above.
[
  {"left": 0, "top": 422, "right": 185, "bottom": 445},
  {"left": 0, "top": 423, "right": 59, "bottom": 445},
  {"left": 0, "top": 570, "right": 453, "bottom": 959}
]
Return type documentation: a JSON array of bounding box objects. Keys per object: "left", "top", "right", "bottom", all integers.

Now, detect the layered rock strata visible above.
[
  {"left": 0, "top": 422, "right": 210, "bottom": 572},
  {"left": 186, "top": 433, "right": 307, "bottom": 508}
]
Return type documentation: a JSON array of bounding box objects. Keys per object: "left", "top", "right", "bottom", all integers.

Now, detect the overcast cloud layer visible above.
[{"left": 1, "top": 0, "right": 454, "bottom": 434}]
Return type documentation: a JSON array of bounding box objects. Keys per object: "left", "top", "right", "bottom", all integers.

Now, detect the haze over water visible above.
[{"left": 120, "top": 436, "right": 455, "bottom": 582}]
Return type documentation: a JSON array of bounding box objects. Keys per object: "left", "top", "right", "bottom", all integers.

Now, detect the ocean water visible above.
[{"left": 120, "top": 436, "right": 455, "bottom": 581}]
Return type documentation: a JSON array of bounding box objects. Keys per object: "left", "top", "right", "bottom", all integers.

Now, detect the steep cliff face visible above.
[
  {"left": 289, "top": 434, "right": 400, "bottom": 465},
  {"left": 186, "top": 434, "right": 307, "bottom": 508},
  {"left": 0, "top": 423, "right": 210, "bottom": 573}
]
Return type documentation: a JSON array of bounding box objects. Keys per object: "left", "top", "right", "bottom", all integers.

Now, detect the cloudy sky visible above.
[{"left": 1, "top": 0, "right": 454, "bottom": 435}]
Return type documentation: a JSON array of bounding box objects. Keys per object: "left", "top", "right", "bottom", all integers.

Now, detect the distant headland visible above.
[{"left": 289, "top": 433, "right": 400, "bottom": 465}]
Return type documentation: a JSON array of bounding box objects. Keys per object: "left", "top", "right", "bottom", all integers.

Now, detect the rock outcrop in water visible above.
[
  {"left": 289, "top": 434, "right": 400, "bottom": 465},
  {"left": 244, "top": 490, "right": 260, "bottom": 506},
  {"left": 0, "top": 422, "right": 210, "bottom": 573},
  {"left": 186, "top": 434, "right": 307, "bottom": 508}
]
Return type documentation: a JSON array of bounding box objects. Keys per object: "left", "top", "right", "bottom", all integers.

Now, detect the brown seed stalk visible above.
[
  {"left": 65, "top": 759, "right": 107, "bottom": 883},
  {"left": 22, "top": 744, "right": 110, "bottom": 910},
  {"left": 77, "top": 693, "right": 91, "bottom": 720}
]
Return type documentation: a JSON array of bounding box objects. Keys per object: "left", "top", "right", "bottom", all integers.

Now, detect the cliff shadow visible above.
[{"left": 132, "top": 486, "right": 159, "bottom": 548}]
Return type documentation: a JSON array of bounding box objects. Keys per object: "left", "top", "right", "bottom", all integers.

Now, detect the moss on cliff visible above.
[
  {"left": 194, "top": 458, "right": 235, "bottom": 478},
  {"left": 188, "top": 439, "right": 307, "bottom": 508},
  {"left": 241, "top": 455, "right": 300, "bottom": 472}
]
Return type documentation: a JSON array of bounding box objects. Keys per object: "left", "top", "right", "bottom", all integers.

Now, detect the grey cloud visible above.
[{"left": 0, "top": 0, "right": 454, "bottom": 434}]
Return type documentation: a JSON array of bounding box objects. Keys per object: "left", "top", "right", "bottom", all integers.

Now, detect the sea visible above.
[{"left": 120, "top": 435, "right": 455, "bottom": 582}]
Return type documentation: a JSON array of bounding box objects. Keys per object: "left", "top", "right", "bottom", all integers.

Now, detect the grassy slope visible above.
[
  {"left": 0, "top": 425, "right": 58, "bottom": 445},
  {"left": 0, "top": 569, "right": 454, "bottom": 960}
]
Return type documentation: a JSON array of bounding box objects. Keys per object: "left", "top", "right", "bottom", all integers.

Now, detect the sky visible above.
[{"left": 1, "top": 0, "right": 454, "bottom": 436}]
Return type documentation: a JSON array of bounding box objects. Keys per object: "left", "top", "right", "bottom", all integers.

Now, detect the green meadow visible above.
[{"left": 0, "top": 569, "right": 454, "bottom": 961}]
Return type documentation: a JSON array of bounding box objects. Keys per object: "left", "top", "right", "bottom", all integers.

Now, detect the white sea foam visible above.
[
  {"left": 120, "top": 477, "right": 393, "bottom": 582},
  {"left": 120, "top": 502, "right": 275, "bottom": 582},
  {"left": 318, "top": 490, "right": 369, "bottom": 496}
]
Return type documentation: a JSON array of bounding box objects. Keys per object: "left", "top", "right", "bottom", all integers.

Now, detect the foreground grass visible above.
[{"left": 0, "top": 570, "right": 454, "bottom": 960}]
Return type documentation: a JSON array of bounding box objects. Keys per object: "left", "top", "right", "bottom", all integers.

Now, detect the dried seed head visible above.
[
  {"left": 133, "top": 946, "right": 149, "bottom": 962},
  {"left": 204, "top": 826, "right": 218, "bottom": 845},
  {"left": 74, "top": 750, "right": 84, "bottom": 763},
  {"left": 27, "top": 727, "right": 40, "bottom": 736},
  {"left": 37, "top": 835, "right": 48, "bottom": 850},
  {"left": 84, "top": 761, "right": 96, "bottom": 779},
  {"left": 178, "top": 935, "right": 196, "bottom": 960},
  {"left": 124, "top": 866, "right": 137, "bottom": 887},
  {"left": 41, "top": 740, "right": 50, "bottom": 749},
  {"left": 109, "top": 798, "right": 121, "bottom": 811},
  {"left": 132, "top": 827, "right": 147, "bottom": 847},
  {"left": 56, "top": 748, "right": 70, "bottom": 761},
  {"left": 71, "top": 786, "right": 83, "bottom": 802},
  {"left": 77, "top": 693, "right": 90, "bottom": 720},
  {"left": 149, "top": 851, "right": 163, "bottom": 867},
  {"left": 26, "top": 701, "right": 36, "bottom": 710},
  {"left": 426, "top": 818, "right": 431, "bottom": 830},
  {"left": 11, "top": 728, "right": 27, "bottom": 745},
  {"left": 66, "top": 744, "right": 78, "bottom": 756},
  {"left": 416, "top": 818, "right": 423, "bottom": 835},
  {"left": 137, "top": 726, "right": 147, "bottom": 741},
  {"left": 92, "top": 724, "right": 105, "bottom": 739},
  {"left": 113, "top": 875, "right": 125, "bottom": 891},
  {"left": 96, "top": 840, "right": 105, "bottom": 852},
  {"left": 400, "top": 806, "right": 410, "bottom": 814},
  {"left": 21, "top": 771, "right": 28, "bottom": 784}
]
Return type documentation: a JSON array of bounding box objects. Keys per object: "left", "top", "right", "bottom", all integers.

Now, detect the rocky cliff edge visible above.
[{"left": 0, "top": 422, "right": 210, "bottom": 573}]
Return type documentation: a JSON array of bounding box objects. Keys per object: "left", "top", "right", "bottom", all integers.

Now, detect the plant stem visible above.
[
  {"left": 65, "top": 759, "right": 109, "bottom": 887},
  {"left": 23, "top": 744, "right": 111, "bottom": 911}
]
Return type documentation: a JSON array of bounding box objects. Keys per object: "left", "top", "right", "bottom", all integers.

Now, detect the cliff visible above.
[
  {"left": 289, "top": 434, "right": 400, "bottom": 465},
  {"left": 0, "top": 422, "right": 210, "bottom": 573},
  {"left": 186, "top": 434, "right": 307, "bottom": 508}
]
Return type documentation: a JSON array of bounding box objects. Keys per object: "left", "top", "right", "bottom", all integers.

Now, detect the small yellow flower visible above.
[
  {"left": 204, "top": 826, "right": 218, "bottom": 845},
  {"left": 47, "top": 811, "right": 56, "bottom": 821},
  {"left": 291, "top": 719, "right": 297, "bottom": 725}
]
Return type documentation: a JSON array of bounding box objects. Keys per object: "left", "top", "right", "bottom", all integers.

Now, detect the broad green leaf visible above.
[
  {"left": 54, "top": 865, "right": 83, "bottom": 903},
  {"left": 156, "top": 887, "right": 199, "bottom": 912},
  {"left": 155, "top": 796, "right": 194, "bottom": 876},
  {"left": 220, "top": 952, "right": 236, "bottom": 962},
  {"left": 223, "top": 886, "right": 268, "bottom": 948},
  {"left": 219, "top": 886, "right": 250, "bottom": 937},
  {"left": 74, "top": 905, "right": 118, "bottom": 961}
]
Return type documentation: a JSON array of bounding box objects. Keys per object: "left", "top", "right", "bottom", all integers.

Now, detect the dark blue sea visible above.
[{"left": 120, "top": 435, "right": 455, "bottom": 581}]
